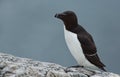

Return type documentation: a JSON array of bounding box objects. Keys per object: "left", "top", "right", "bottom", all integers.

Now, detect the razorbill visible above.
[{"left": 55, "top": 11, "right": 106, "bottom": 71}]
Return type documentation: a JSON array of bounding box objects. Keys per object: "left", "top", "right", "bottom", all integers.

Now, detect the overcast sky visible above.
[{"left": 0, "top": 0, "right": 120, "bottom": 74}]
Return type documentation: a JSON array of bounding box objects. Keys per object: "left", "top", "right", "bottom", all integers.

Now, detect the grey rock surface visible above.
[{"left": 0, "top": 53, "right": 119, "bottom": 77}]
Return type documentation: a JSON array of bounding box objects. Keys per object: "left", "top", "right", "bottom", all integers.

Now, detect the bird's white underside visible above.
[{"left": 63, "top": 26, "right": 98, "bottom": 69}]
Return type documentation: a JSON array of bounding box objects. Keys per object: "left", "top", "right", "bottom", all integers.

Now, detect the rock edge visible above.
[{"left": 0, "top": 53, "right": 119, "bottom": 77}]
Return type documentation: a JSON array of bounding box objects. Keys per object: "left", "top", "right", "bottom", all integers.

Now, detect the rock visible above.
[{"left": 0, "top": 53, "right": 119, "bottom": 77}]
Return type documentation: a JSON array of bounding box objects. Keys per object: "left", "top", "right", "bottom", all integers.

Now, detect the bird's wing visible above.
[{"left": 77, "top": 33, "right": 106, "bottom": 70}]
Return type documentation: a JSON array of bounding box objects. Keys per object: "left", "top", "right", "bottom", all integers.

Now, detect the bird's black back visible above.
[{"left": 67, "top": 24, "right": 106, "bottom": 71}]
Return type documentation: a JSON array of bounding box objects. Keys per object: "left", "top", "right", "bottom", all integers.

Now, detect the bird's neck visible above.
[
  {"left": 63, "top": 17, "right": 78, "bottom": 31},
  {"left": 64, "top": 23, "right": 87, "bottom": 34},
  {"left": 64, "top": 23, "right": 78, "bottom": 31}
]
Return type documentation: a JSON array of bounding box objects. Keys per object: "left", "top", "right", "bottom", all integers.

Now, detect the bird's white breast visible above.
[{"left": 64, "top": 26, "right": 96, "bottom": 68}]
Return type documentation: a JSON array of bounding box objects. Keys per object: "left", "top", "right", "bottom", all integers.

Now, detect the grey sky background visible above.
[{"left": 0, "top": 0, "right": 120, "bottom": 73}]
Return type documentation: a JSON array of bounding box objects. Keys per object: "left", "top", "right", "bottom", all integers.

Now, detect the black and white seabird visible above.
[{"left": 55, "top": 11, "right": 106, "bottom": 71}]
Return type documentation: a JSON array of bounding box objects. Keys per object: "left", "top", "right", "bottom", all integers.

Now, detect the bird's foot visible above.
[
  {"left": 64, "top": 65, "right": 84, "bottom": 73},
  {"left": 68, "top": 65, "right": 84, "bottom": 68},
  {"left": 64, "top": 65, "right": 96, "bottom": 76}
]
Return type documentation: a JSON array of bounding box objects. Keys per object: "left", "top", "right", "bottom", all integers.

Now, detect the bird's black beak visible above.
[
  {"left": 54, "top": 13, "right": 59, "bottom": 18},
  {"left": 54, "top": 13, "right": 66, "bottom": 19}
]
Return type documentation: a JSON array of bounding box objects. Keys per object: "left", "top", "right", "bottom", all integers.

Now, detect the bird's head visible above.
[{"left": 55, "top": 11, "right": 78, "bottom": 26}]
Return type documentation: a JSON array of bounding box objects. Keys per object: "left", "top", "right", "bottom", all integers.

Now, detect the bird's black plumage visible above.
[{"left": 55, "top": 11, "right": 106, "bottom": 71}]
